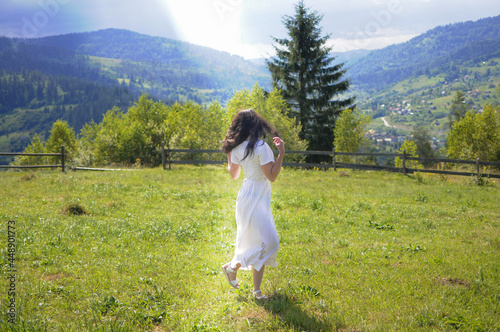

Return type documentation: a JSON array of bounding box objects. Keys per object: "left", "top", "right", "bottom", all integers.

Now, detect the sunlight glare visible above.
[{"left": 162, "top": 0, "right": 245, "bottom": 55}]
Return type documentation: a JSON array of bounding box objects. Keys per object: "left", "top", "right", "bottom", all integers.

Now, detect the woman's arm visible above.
[
  {"left": 261, "top": 137, "right": 285, "bottom": 182},
  {"left": 227, "top": 152, "right": 240, "bottom": 179}
]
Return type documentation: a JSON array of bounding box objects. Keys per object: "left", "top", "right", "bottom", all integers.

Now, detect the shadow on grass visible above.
[{"left": 251, "top": 293, "right": 334, "bottom": 331}]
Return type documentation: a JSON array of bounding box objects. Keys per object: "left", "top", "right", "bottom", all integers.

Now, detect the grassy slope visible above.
[{"left": 0, "top": 166, "right": 499, "bottom": 331}]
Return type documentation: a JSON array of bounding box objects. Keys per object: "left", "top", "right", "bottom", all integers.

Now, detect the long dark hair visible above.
[{"left": 222, "top": 109, "right": 279, "bottom": 160}]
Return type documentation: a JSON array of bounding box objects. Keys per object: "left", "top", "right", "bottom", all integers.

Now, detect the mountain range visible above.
[
  {"left": 346, "top": 15, "right": 500, "bottom": 89},
  {"left": 0, "top": 14, "right": 499, "bottom": 157}
]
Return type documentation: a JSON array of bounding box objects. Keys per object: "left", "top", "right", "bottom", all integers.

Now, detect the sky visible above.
[{"left": 1, "top": 0, "right": 499, "bottom": 59}]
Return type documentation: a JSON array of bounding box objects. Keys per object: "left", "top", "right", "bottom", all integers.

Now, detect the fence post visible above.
[
  {"left": 402, "top": 149, "right": 407, "bottom": 175},
  {"left": 332, "top": 147, "right": 337, "bottom": 171},
  {"left": 168, "top": 141, "right": 171, "bottom": 170},
  {"left": 61, "top": 145, "right": 65, "bottom": 173},
  {"left": 476, "top": 157, "right": 480, "bottom": 176},
  {"left": 161, "top": 141, "right": 166, "bottom": 170}
]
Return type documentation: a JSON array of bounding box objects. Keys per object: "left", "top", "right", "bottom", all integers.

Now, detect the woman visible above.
[{"left": 221, "top": 109, "right": 285, "bottom": 300}]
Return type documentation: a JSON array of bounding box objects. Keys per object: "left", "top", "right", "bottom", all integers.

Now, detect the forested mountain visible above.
[
  {"left": 0, "top": 70, "right": 133, "bottom": 151},
  {"left": 0, "top": 29, "right": 271, "bottom": 155},
  {"left": 1, "top": 29, "right": 271, "bottom": 103},
  {"left": 0, "top": 37, "right": 104, "bottom": 81},
  {"left": 31, "top": 28, "right": 259, "bottom": 70},
  {"left": 347, "top": 15, "right": 500, "bottom": 90}
]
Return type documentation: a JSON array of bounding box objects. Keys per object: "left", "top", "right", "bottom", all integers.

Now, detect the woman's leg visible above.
[
  {"left": 225, "top": 263, "right": 241, "bottom": 284},
  {"left": 252, "top": 265, "right": 265, "bottom": 292}
]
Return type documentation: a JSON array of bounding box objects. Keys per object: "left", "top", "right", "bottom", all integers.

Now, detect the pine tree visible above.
[{"left": 267, "top": 1, "right": 355, "bottom": 161}]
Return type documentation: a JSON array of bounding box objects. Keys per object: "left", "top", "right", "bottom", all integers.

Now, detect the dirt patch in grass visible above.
[
  {"left": 437, "top": 277, "right": 470, "bottom": 288},
  {"left": 63, "top": 203, "right": 88, "bottom": 216},
  {"left": 44, "top": 272, "right": 70, "bottom": 281},
  {"left": 20, "top": 173, "right": 37, "bottom": 181}
]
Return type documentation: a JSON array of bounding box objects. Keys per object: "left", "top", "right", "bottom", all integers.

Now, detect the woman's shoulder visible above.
[
  {"left": 255, "top": 139, "right": 267, "bottom": 147},
  {"left": 255, "top": 140, "right": 270, "bottom": 150},
  {"left": 232, "top": 141, "right": 248, "bottom": 157},
  {"left": 255, "top": 140, "right": 273, "bottom": 157}
]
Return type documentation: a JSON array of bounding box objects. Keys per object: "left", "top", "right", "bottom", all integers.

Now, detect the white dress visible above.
[{"left": 230, "top": 140, "right": 280, "bottom": 272}]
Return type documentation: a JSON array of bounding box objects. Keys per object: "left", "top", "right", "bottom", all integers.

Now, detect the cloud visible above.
[
  {"left": 242, "top": 0, "right": 500, "bottom": 54},
  {"left": 328, "top": 34, "right": 418, "bottom": 52}
]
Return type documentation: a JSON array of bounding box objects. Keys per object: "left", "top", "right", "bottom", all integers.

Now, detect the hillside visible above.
[
  {"left": 0, "top": 69, "right": 134, "bottom": 153},
  {"left": 347, "top": 15, "right": 500, "bottom": 90},
  {"left": 346, "top": 15, "right": 500, "bottom": 152},
  {"left": 359, "top": 58, "right": 500, "bottom": 150},
  {"left": 1, "top": 29, "right": 271, "bottom": 102},
  {"left": 0, "top": 29, "right": 271, "bottom": 155},
  {"left": 30, "top": 29, "right": 271, "bottom": 96}
]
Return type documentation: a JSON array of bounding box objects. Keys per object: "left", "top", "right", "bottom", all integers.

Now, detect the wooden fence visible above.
[
  {"left": 0, "top": 146, "right": 66, "bottom": 172},
  {"left": 161, "top": 142, "right": 500, "bottom": 179},
  {"left": 2, "top": 143, "right": 498, "bottom": 179}
]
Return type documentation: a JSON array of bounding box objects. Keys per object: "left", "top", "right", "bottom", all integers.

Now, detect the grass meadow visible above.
[{"left": 1, "top": 166, "right": 499, "bottom": 331}]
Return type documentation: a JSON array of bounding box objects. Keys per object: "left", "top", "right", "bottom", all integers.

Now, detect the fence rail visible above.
[
  {"left": 0, "top": 146, "right": 66, "bottom": 172},
  {"left": 2, "top": 144, "right": 499, "bottom": 179},
  {"left": 161, "top": 143, "right": 500, "bottom": 179}
]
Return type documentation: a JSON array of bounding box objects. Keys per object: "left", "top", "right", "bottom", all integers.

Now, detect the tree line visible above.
[
  {"left": 13, "top": 86, "right": 499, "bottom": 170},
  {"left": 12, "top": 85, "right": 307, "bottom": 167},
  {"left": 0, "top": 69, "right": 133, "bottom": 113},
  {"left": 0, "top": 69, "right": 134, "bottom": 152}
]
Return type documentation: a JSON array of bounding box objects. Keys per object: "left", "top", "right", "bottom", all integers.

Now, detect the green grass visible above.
[{"left": 1, "top": 166, "right": 499, "bottom": 331}]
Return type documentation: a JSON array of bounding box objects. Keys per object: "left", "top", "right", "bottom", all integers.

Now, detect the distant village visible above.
[{"left": 362, "top": 70, "right": 497, "bottom": 153}]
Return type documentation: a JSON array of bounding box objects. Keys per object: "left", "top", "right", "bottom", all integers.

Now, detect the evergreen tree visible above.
[
  {"left": 448, "top": 90, "right": 469, "bottom": 128},
  {"left": 267, "top": 1, "right": 354, "bottom": 161}
]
